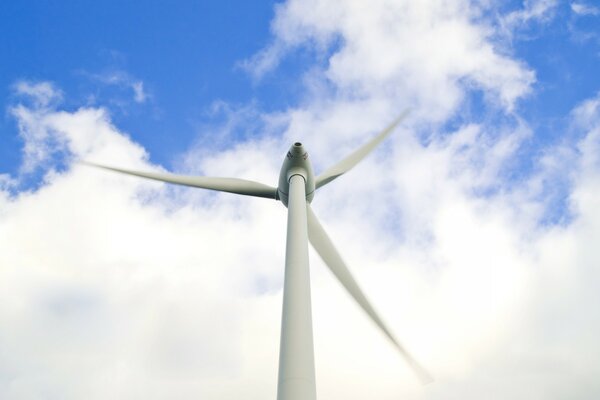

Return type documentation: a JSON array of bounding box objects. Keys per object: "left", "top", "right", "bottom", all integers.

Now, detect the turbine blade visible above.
[
  {"left": 82, "top": 162, "right": 278, "bottom": 199},
  {"left": 315, "top": 110, "right": 409, "bottom": 189},
  {"left": 306, "top": 204, "right": 432, "bottom": 384}
]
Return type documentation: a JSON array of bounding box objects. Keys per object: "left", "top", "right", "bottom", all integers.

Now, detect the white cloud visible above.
[
  {"left": 571, "top": 2, "right": 600, "bottom": 16},
  {"left": 12, "top": 81, "right": 63, "bottom": 108},
  {"left": 10, "top": 82, "right": 65, "bottom": 173},
  {"left": 0, "top": 91, "right": 287, "bottom": 399},
  {"left": 3, "top": 90, "right": 600, "bottom": 399},
  {"left": 503, "top": 0, "right": 558, "bottom": 27},
  {"left": 131, "top": 81, "right": 147, "bottom": 103},
  {"left": 9, "top": 81, "right": 148, "bottom": 174},
  {"left": 239, "top": 42, "right": 286, "bottom": 81},
  {"left": 86, "top": 70, "right": 149, "bottom": 104},
  {"left": 243, "top": 0, "right": 535, "bottom": 117}
]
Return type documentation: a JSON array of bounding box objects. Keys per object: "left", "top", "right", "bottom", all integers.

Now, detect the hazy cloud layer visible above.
[{"left": 2, "top": 1, "right": 600, "bottom": 399}]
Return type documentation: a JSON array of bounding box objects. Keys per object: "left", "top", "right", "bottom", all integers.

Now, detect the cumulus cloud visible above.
[
  {"left": 9, "top": 81, "right": 148, "bottom": 175},
  {"left": 243, "top": 0, "right": 535, "bottom": 116},
  {"left": 1, "top": 84, "right": 286, "bottom": 399},
  {"left": 2, "top": 1, "right": 600, "bottom": 399}
]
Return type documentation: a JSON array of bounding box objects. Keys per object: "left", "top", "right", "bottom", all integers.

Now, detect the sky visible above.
[{"left": 1, "top": 0, "right": 600, "bottom": 399}]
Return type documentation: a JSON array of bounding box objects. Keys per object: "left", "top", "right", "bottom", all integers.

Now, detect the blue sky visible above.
[{"left": 2, "top": 1, "right": 600, "bottom": 399}]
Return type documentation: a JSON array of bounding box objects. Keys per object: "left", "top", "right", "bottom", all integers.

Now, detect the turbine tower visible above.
[{"left": 86, "top": 111, "right": 432, "bottom": 399}]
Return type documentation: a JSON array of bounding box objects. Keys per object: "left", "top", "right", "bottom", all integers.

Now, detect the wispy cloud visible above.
[
  {"left": 9, "top": 81, "right": 65, "bottom": 173},
  {"left": 131, "top": 80, "right": 147, "bottom": 103},
  {"left": 571, "top": 2, "right": 600, "bottom": 16},
  {"left": 85, "top": 69, "right": 149, "bottom": 104},
  {"left": 12, "top": 80, "right": 63, "bottom": 108},
  {"left": 502, "top": 0, "right": 559, "bottom": 27}
]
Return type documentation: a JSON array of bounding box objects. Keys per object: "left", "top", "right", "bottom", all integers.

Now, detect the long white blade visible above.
[
  {"left": 315, "top": 110, "right": 409, "bottom": 189},
  {"left": 306, "top": 204, "right": 432, "bottom": 384},
  {"left": 83, "top": 162, "right": 278, "bottom": 199}
]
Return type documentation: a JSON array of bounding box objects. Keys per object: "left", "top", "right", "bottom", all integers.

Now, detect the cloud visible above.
[
  {"left": 572, "top": 91, "right": 600, "bottom": 127},
  {"left": 3, "top": 97, "right": 600, "bottom": 398},
  {"left": 243, "top": 0, "right": 535, "bottom": 118},
  {"left": 12, "top": 81, "right": 63, "bottom": 108},
  {"left": 131, "top": 81, "right": 147, "bottom": 103},
  {"left": 9, "top": 81, "right": 66, "bottom": 173},
  {"left": 0, "top": 87, "right": 287, "bottom": 399},
  {"left": 86, "top": 70, "right": 149, "bottom": 104},
  {"left": 502, "top": 0, "right": 558, "bottom": 27},
  {"left": 571, "top": 2, "right": 600, "bottom": 16},
  {"left": 8, "top": 80, "right": 149, "bottom": 175},
  {"left": 239, "top": 42, "right": 287, "bottom": 81}
]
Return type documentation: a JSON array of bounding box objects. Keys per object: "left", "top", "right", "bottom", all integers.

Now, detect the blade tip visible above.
[
  {"left": 419, "top": 373, "right": 434, "bottom": 385},
  {"left": 414, "top": 366, "right": 434, "bottom": 385}
]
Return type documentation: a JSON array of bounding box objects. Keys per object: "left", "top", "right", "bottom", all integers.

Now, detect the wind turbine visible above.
[{"left": 85, "top": 111, "right": 432, "bottom": 400}]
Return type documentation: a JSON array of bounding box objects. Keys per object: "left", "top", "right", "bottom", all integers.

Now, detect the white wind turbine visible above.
[{"left": 86, "top": 111, "right": 432, "bottom": 400}]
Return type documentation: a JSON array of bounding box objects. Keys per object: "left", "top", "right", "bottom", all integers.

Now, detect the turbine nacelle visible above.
[{"left": 278, "top": 142, "right": 315, "bottom": 207}]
